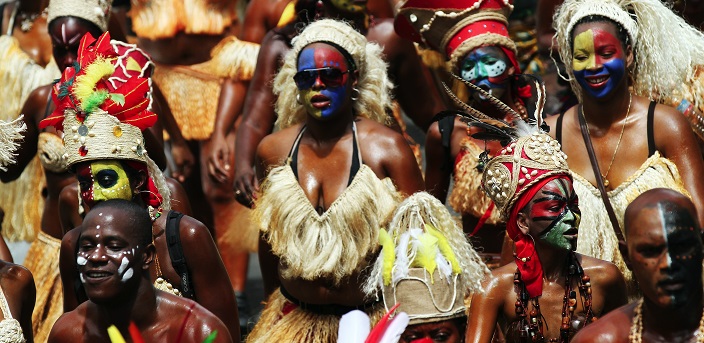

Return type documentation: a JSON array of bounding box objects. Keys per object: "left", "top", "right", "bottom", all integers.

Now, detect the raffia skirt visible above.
[
  {"left": 24, "top": 231, "right": 62, "bottom": 343},
  {"left": 247, "top": 288, "right": 386, "bottom": 343}
]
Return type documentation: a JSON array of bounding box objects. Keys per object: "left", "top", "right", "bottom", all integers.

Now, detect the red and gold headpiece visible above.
[
  {"left": 39, "top": 32, "right": 166, "bottom": 211},
  {"left": 395, "top": 0, "right": 518, "bottom": 72}
]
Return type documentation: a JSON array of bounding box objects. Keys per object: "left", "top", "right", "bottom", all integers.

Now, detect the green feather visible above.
[
  {"left": 202, "top": 331, "right": 218, "bottom": 343},
  {"left": 83, "top": 91, "right": 109, "bottom": 114}
]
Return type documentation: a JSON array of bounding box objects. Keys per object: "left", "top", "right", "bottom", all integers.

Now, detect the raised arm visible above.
[
  {"left": 0, "top": 86, "right": 46, "bottom": 182},
  {"left": 59, "top": 228, "right": 85, "bottom": 312},
  {"left": 233, "top": 31, "right": 289, "bottom": 207},
  {"left": 180, "top": 216, "right": 240, "bottom": 341},
  {"left": 424, "top": 122, "right": 452, "bottom": 202}
]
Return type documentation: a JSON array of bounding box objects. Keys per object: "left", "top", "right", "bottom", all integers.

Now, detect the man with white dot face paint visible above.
[{"left": 50, "top": 199, "right": 232, "bottom": 343}]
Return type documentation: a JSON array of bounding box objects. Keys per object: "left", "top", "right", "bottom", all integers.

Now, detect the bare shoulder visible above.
[
  {"left": 0, "top": 262, "right": 33, "bottom": 286},
  {"left": 571, "top": 302, "right": 637, "bottom": 343},
  {"left": 157, "top": 292, "right": 232, "bottom": 342},
  {"left": 48, "top": 306, "right": 88, "bottom": 342},
  {"left": 356, "top": 117, "right": 407, "bottom": 149},
  {"left": 544, "top": 106, "right": 576, "bottom": 140},
  {"left": 178, "top": 215, "right": 214, "bottom": 245},
  {"left": 257, "top": 124, "right": 303, "bottom": 166},
  {"left": 650, "top": 99, "right": 694, "bottom": 138},
  {"left": 579, "top": 253, "right": 625, "bottom": 286},
  {"left": 484, "top": 262, "right": 518, "bottom": 292}
]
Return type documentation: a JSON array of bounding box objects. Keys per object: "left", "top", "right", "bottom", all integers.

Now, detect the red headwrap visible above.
[{"left": 507, "top": 174, "right": 571, "bottom": 298}]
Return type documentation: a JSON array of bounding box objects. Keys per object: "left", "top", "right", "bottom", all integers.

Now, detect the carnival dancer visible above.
[
  {"left": 572, "top": 188, "right": 704, "bottom": 343},
  {"left": 0, "top": 116, "right": 36, "bottom": 343},
  {"left": 464, "top": 117, "right": 626, "bottom": 341},
  {"left": 0, "top": 0, "right": 118, "bottom": 339},
  {"left": 0, "top": 0, "right": 60, "bottom": 253},
  {"left": 395, "top": 0, "right": 540, "bottom": 262},
  {"left": 48, "top": 200, "right": 231, "bottom": 343},
  {"left": 37, "top": 31, "right": 240, "bottom": 341},
  {"left": 547, "top": 0, "right": 704, "bottom": 296},
  {"left": 248, "top": 19, "right": 424, "bottom": 342},
  {"left": 232, "top": 0, "right": 443, "bottom": 208},
  {"left": 364, "top": 192, "right": 489, "bottom": 343}
]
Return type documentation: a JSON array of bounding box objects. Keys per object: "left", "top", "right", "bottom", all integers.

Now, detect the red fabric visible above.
[
  {"left": 470, "top": 201, "right": 495, "bottom": 236},
  {"left": 39, "top": 32, "right": 156, "bottom": 131},
  {"left": 517, "top": 84, "right": 532, "bottom": 99},
  {"left": 507, "top": 175, "right": 569, "bottom": 298},
  {"left": 125, "top": 161, "right": 163, "bottom": 209},
  {"left": 446, "top": 19, "right": 511, "bottom": 58}
]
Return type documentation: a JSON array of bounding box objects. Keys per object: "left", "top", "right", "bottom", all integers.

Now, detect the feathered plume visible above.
[{"left": 0, "top": 116, "right": 26, "bottom": 171}]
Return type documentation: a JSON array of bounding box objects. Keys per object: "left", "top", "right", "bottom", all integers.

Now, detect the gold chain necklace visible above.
[
  {"left": 629, "top": 298, "right": 704, "bottom": 343},
  {"left": 581, "top": 93, "right": 632, "bottom": 188}
]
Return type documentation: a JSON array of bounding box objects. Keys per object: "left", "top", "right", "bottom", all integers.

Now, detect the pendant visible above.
[
  {"left": 601, "top": 174, "right": 610, "bottom": 188},
  {"left": 20, "top": 18, "right": 34, "bottom": 32}
]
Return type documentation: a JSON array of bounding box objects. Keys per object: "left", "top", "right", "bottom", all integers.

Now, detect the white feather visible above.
[
  {"left": 377, "top": 312, "right": 410, "bottom": 343},
  {"left": 338, "top": 310, "right": 371, "bottom": 343}
]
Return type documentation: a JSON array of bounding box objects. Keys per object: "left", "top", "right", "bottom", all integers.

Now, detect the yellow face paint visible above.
[
  {"left": 572, "top": 29, "right": 596, "bottom": 72},
  {"left": 90, "top": 160, "right": 133, "bottom": 203}
]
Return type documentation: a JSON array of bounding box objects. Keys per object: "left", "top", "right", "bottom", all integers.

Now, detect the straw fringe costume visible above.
[
  {"left": 553, "top": 0, "right": 704, "bottom": 295},
  {"left": 249, "top": 19, "right": 403, "bottom": 342},
  {"left": 572, "top": 153, "right": 686, "bottom": 294},
  {"left": 0, "top": 3, "right": 61, "bottom": 241}
]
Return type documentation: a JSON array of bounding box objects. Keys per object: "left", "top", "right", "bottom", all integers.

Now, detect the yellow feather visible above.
[
  {"left": 74, "top": 58, "right": 115, "bottom": 108},
  {"left": 107, "top": 325, "right": 126, "bottom": 343},
  {"left": 378, "top": 229, "right": 395, "bottom": 286},
  {"left": 411, "top": 232, "right": 438, "bottom": 282},
  {"left": 425, "top": 224, "right": 462, "bottom": 274}
]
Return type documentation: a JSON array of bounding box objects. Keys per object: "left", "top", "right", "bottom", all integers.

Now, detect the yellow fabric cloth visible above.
[
  {"left": 573, "top": 152, "right": 687, "bottom": 298},
  {"left": 247, "top": 288, "right": 385, "bottom": 343},
  {"left": 23, "top": 231, "right": 62, "bottom": 343},
  {"left": 0, "top": 35, "right": 60, "bottom": 242}
]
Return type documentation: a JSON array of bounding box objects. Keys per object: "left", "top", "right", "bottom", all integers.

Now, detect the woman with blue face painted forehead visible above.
[
  {"left": 249, "top": 19, "right": 424, "bottom": 342},
  {"left": 546, "top": 0, "right": 704, "bottom": 298}
]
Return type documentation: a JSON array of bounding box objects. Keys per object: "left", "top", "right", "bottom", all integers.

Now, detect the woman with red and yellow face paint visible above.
[{"left": 547, "top": 0, "right": 704, "bottom": 298}]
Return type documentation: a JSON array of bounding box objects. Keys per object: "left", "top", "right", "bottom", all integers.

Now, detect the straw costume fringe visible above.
[
  {"left": 23, "top": 232, "right": 63, "bottom": 343},
  {"left": 247, "top": 289, "right": 386, "bottom": 343},
  {"left": 0, "top": 116, "right": 26, "bottom": 171},
  {"left": 553, "top": 0, "right": 704, "bottom": 107},
  {"left": 129, "top": 0, "right": 238, "bottom": 39},
  {"left": 274, "top": 19, "right": 394, "bottom": 129},
  {"left": 0, "top": 36, "right": 60, "bottom": 241},
  {"left": 449, "top": 137, "right": 503, "bottom": 225},
  {"left": 254, "top": 165, "right": 400, "bottom": 285},
  {"left": 573, "top": 152, "right": 687, "bottom": 298},
  {"left": 152, "top": 37, "right": 258, "bottom": 140}
]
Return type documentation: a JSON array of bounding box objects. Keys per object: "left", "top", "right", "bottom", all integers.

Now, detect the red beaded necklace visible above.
[{"left": 513, "top": 252, "right": 596, "bottom": 342}]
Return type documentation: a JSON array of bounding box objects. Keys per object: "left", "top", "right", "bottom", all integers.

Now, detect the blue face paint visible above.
[
  {"left": 297, "top": 45, "right": 351, "bottom": 120},
  {"left": 572, "top": 28, "right": 627, "bottom": 99},
  {"left": 459, "top": 46, "right": 512, "bottom": 101}
]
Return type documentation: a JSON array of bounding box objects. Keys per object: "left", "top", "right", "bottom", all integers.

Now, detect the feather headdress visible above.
[{"left": 364, "top": 192, "right": 489, "bottom": 325}]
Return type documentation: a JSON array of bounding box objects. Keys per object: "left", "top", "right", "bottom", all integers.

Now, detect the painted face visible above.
[
  {"left": 572, "top": 24, "right": 627, "bottom": 99},
  {"left": 459, "top": 46, "right": 513, "bottom": 102},
  {"left": 627, "top": 203, "right": 703, "bottom": 308},
  {"left": 399, "top": 320, "right": 462, "bottom": 343},
  {"left": 49, "top": 17, "right": 101, "bottom": 72},
  {"left": 329, "top": 0, "right": 367, "bottom": 13},
  {"left": 296, "top": 43, "right": 353, "bottom": 120},
  {"left": 76, "top": 161, "right": 133, "bottom": 208},
  {"left": 524, "top": 177, "right": 581, "bottom": 251},
  {"left": 77, "top": 209, "right": 143, "bottom": 302}
]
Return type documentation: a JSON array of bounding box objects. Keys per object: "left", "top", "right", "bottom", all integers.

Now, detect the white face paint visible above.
[
  {"left": 77, "top": 255, "right": 88, "bottom": 266},
  {"left": 117, "top": 256, "right": 129, "bottom": 274},
  {"left": 121, "top": 268, "right": 134, "bottom": 282},
  {"left": 80, "top": 273, "right": 86, "bottom": 283}
]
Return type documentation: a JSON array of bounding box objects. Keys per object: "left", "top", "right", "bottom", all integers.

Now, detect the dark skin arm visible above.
[
  {"left": 179, "top": 217, "right": 240, "bottom": 340},
  {"left": 466, "top": 268, "right": 508, "bottom": 343},
  {"left": 655, "top": 104, "right": 704, "bottom": 226},
  {"left": 207, "top": 79, "right": 248, "bottom": 183},
  {"left": 0, "top": 86, "right": 46, "bottom": 182},
  {"left": 424, "top": 121, "right": 452, "bottom": 202},
  {"left": 239, "top": 0, "right": 291, "bottom": 43},
  {"left": 59, "top": 227, "right": 84, "bottom": 312},
  {"left": 58, "top": 183, "right": 83, "bottom": 235},
  {"left": 372, "top": 123, "right": 425, "bottom": 195},
  {"left": 369, "top": 19, "right": 443, "bottom": 131},
  {"left": 2, "top": 264, "right": 36, "bottom": 343},
  {"left": 153, "top": 85, "right": 194, "bottom": 183},
  {"left": 233, "top": 31, "right": 289, "bottom": 207},
  {"left": 571, "top": 303, "right": 636, "bottom": 343},
  {"left": 592, "top": 260, "right": 628, "bottom": 314}
]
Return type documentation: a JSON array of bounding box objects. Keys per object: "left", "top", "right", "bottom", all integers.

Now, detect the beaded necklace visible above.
[
  {"left": 629, "top": 299, "right": 704, "bottom": 343},
  {"left": 513, "top": 252, "right": 595, "bottom": 342}
]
